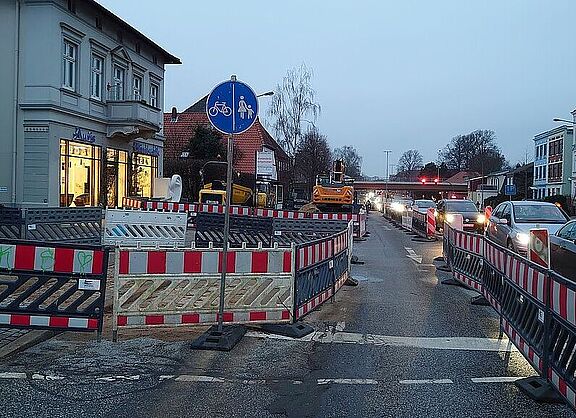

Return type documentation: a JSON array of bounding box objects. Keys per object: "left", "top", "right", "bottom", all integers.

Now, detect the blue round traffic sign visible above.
[{"left": 206, "top": 79, "right": 259, "bottom": 135}]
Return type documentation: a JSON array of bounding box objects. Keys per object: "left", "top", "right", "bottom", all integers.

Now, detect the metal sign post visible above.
[{"left": 196, "top": 75, "right": 258, "bottom": 346}]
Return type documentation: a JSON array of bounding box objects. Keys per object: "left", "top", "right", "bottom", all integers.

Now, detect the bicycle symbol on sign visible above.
[{"left": 208, "top": 101, "right": 232, "bottom": 117}]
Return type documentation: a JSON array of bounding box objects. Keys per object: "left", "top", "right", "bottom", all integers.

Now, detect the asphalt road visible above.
[{"left": 0, "top": 214, "right": 573, "bottom": 417}]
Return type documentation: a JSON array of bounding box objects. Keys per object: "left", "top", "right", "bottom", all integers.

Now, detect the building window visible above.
[
  {"left": 131, "top": 153, "right": 158, "bottom": 198},
  {"left": 111, "top": 65, "right": 125, "bottom": 100},
  {"left": 133, "top": 75, "right": 142, "bottom": 100},
  {"left": 63, "top": 40, "right": 77, "bottom": 90},
  {"left": 105, "top": 149, "right": 128, "bottom": 207},
  {"left": 150, "top": 84, "right": 158, "bottom": 108},
  {"left": 60, "top": 140, "right": 101, "bottom": 207},
  {"left": 90, "top": 55, "right": 103, "bottom": 100}
]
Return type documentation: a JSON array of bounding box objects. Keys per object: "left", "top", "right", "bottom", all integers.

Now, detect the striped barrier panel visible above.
[
  {"left": 256, "top": 208, "right": 307, "bottom": 219},
  {"left": 0, "top": 239, "right": 109, "bottom": 334},
  {"left": 112, "top": 246, "right": 295, "bottom": 339},
  {"left": 442, "top": 223, "right": 576, "bottom": 410},
  {"left": 122, "top": 197, "right": 144, "bottom": 209},
  {"left": 145, "top": 201, "right": 196, "bottom": 212},
  {"left": 103, "top": 209, "right": 187, "bottom": 248}
]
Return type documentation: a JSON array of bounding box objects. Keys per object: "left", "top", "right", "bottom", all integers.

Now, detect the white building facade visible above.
[{"left": 0, "top": 0, "right": 180, "bottom": 207}]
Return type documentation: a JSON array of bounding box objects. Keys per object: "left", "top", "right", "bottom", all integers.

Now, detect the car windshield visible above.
[
  {"left": 513, "top": 204, "right": 567, "bottom": 223},
  {"left": 414, "top": 200, "right": 435, "bottom": 208},
  {"left": 445, "top": 201, "right": 478, "bottom": 212}
]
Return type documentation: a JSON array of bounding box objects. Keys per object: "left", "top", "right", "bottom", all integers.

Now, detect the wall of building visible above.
[
  {"left": 0, "top": 2, "right": 17, "bottom": 204},
  {"left": 0, "top": 0, "right": 172, "bottom": 207}
]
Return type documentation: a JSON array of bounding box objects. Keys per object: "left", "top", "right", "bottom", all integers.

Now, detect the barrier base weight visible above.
[
  {"left": 470, "top": 295, "right": 490, "bottom": 306},
  {"left": 433, "top": 256, "right": 445, "bottom": 262},
  {"left": 441, "top": 277, "right": 463, "bottom": 286},
  {"left": 345, "top": 276, "right": 359, "bottom": 286},
  {"left": 436, "top": 264, "right": 452, "bottom": 272},
  {"left": 412, "top": 237, "right": 432, "bottom": 242},
  {"left": 515, "top": 377, "right": 565, "bottom": 404},
  {"left": 258, "top": 323, "right": 314, "bottom": 339},
  {"left": 190, "top": 325, "right": 246, "bottom": 352}
]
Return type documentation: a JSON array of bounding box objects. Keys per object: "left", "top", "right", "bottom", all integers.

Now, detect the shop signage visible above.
[
  {"left": 72, "top": 127, "right": 96, "bottom": 143},
  {"left": 133, "top": 141, "right": 160, "bottom": 156}
]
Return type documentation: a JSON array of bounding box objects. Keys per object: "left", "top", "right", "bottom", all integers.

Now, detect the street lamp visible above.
[
  {"left": 383, "top": 150, "right": 392, "bottom": 205},
  {"left": 257, "top": 91, "right": 274, "bottom": 97}
]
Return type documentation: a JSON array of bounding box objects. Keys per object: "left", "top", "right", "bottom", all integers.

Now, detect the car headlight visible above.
[
  {"left": 476, "top": 214, "right": 486, "bottom": 224},
  {"left": 446, "top": 213, "right": 455, "bottom": 223},
  {"left": 516, "top": 233, "right": 530, "bottom": 246}
]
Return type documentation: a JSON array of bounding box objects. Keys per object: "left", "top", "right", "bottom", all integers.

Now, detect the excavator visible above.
[
  {"left": 198, "top": 161, "right": 267, "bottom": 206},
  {"left": 304, "top": 159, "right": 355, "bottom": 213}
]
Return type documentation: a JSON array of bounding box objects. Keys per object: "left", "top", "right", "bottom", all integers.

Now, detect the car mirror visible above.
[{"left": 498, "top": 218, "right": 508, "bottom": 225}]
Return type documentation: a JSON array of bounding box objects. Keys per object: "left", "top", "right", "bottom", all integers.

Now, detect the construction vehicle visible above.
[
  {"left": 198, "top": 161, "right": 267, "bottom": 206},
  {"left": 310, "top": 159, "right": 355, "bottom": 212}
]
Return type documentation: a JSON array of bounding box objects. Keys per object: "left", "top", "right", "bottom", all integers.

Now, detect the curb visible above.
[{"left": 0, "top": 330, "right": 56, "bottom": 359}]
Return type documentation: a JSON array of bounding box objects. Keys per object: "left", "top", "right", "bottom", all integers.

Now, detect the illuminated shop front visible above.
[
  {"left": 131, "top": 141, "right": 159, "bottom": 198},
  {"left": 105, "top": 148, "right": 129, "bottom": 207},
  {"left": 60, "top": 139, "right": 101, "bottom": 207}
]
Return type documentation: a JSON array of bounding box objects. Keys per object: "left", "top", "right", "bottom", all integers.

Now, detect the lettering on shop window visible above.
[{"left": 72, "top": 127, "right": 96, "bottom": 143}]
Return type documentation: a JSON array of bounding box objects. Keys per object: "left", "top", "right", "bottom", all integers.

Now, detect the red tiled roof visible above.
[{"left": 163, "top": 99, "right": 290, "bottom": 175}]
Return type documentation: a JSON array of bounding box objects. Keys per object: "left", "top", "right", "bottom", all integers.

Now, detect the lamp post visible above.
[{"left": 383, "top": 150, "right": 391, "bottom": 204}]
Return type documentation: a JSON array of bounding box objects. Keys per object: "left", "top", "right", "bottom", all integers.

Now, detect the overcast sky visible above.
[{"left": 98, "top": 0, "right": 576, "bottom": 176}]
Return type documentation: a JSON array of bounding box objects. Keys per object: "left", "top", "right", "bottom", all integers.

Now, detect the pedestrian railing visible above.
[{"left": 442, "top": 222, "right": 576, "bottom": 409}]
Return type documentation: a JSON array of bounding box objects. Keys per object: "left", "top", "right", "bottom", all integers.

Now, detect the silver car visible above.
[{"left": 486, "top": 201, "right": 569, "bottom": 255}]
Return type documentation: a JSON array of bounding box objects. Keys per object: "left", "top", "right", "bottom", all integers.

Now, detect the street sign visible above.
[
  {"left": 256, "top": 150, "right": 277, "bottom": 180},
  {"left": 529, "top": 228, "right": 550, "bottom": 268},
  {"left": 504, "top": 184, "right": 517, "bottom": 196},
  {"left": 206, "top": 79, "right": 258, "bottom": 135}
]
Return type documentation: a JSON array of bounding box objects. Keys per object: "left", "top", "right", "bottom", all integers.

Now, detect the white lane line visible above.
[
  {"left": 0, "top": 372, "right": 26, "bottom": 379},
  {"left": 317, "top": 378, "right": 378, "bottom": 385},
  {"left": 175, "top": 375, "right": 226, "bottom": 383},
  {"left": 471, "top": 376, "right": 523, "bottom": 383},
  {"left": 399, "top": 379, "right": 453, "bottom": 385},
  {"left": 404, "top": 247, "right": 423, "bottom": 264},
  {"left": 245, "top": 331, "right": 518, "bottom": 352}
]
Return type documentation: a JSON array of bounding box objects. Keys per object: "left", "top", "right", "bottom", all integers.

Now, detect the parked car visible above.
[
  {"left": 486, "top": 201, "right": 569, "bottom": 256},
  {"left": 550, "top": 219, "right": 576, "bottom": 280},
  {"left": 411, "top": 199, "right": 436, "bottom": 213},
  {"left": 435, "top": 199, "right": 484, "bottom": 233}
]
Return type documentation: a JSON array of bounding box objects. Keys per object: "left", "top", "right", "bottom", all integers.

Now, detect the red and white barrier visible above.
[
  {"left": 426, "top": 208, "right": 436, "bottom": 237},
  {"left": 551, "top": 279, "right": 576, "bottom": 327},
  {"left": 297, "top": 240, "right": 334, "bottom": 270},
  {"left": 502, "top": 318, "right": 543, "bottom": 373},
  {"left": 0, "top": 243, "right": 104, "bottom": 275},
  {"left": 454, "top": 230, "right": 483, "bottom": 255},
  {"left": 0, "top": 313, "right": 99, "bottom": 330},
  {"left": 310, "top": 213, "right": 353, "bottom": 221},
  {"left": 122, "top": 197, "right": 143, "bottom": 209},
  {"left": 119, "top": 248, "right": 293, "bottom": 275},
  {"left": 256, "top": 208, "right": 306, "bottom": 219},
  {"left": 505, "top": 257, "right": 546, "bottom": 304}
]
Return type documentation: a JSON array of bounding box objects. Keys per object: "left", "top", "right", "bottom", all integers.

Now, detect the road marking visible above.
[
  {"left": 399, "top": 379, "right": 453, "bottom": 384},
  {"left": 335, "top": 321, "right": 346, "bottom": 332},
  {"left": 0, "top": 371, "right": 533, "bottom": 386},
  {"left": 318, "top": 378, "right": 377, "bottom": 385},
  {"left": 245, "top": 331, "right": 518, "bottom": 352},
  {"left": 175, "top": 375, "right": 226, "bottom": 383},
  {"left": 0, "top": 372, "right": 26, "bottom": 379},
  {"left": 471, "top": 376, "right": 523, "bottom": 383},
  {"left": 405, "top": 247, "right": 423, "bottom": 264}
]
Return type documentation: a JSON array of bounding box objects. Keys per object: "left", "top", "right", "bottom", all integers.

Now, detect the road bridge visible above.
[{"left": 355, "top": 180, "right": 468, "bottom": 199}]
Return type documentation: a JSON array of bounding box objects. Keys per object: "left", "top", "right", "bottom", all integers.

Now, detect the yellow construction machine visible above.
[
  {"left": 310, "top": 159, "right": 355, "bottom": 212},
  {"left": 198, "top": 161, "right": 267, "bottom": 206}
]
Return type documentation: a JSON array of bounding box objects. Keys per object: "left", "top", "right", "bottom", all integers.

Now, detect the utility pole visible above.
[{"left": 383, "top": 150, "right": 392, "bottom": 205}]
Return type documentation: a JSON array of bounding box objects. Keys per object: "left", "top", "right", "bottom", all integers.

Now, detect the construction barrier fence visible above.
[
  {"left": 442, "top": 222, "right": 576, "bottom": 410},
  {"left": 112, "top": 221, "right": 353, "bottom": 339},
  {"left": 0, "top": 239, "right": 109, "bottom": 334}
]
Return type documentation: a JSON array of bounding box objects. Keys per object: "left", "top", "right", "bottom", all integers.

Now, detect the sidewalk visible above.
[{"left": 0, "top": 328, "right": 54, "bottom": 358}]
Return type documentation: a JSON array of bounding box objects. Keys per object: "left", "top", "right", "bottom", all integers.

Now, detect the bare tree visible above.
[
  {"left": 267, "top": 64, "right": 321, "bottom": 158},
  {"left": 439, "top": 130, "right": 506, "bottom": 174},
  {"left": 294, "top": 128, "right": 332, "bottom": 188},
  {"left": 333, "top": 145, "right": 362, "bottom": 179},
  {"left": 397, "top": 150, "right": 423, "bottom": 173}
]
